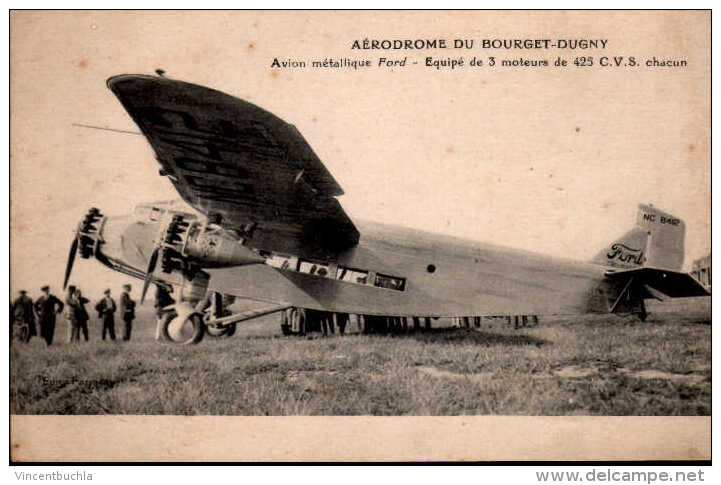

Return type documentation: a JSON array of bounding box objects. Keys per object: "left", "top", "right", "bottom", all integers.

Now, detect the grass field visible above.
[{"left": 10, "top": 298, "right": 710, "bottom": 416}]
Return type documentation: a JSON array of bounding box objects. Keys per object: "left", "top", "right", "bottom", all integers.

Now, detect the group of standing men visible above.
[
  {"left": 10, "top": 284, "right": 136, "bottom": 345},
  {"left": 280, "top": 308, "right": 435, "bottom": 337},
  {"left": 92, "top": 285, "right": 136, "bottom": 342}
]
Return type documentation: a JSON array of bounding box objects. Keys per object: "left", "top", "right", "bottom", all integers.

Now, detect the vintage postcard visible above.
[{"left": 9, "top": 10, "right": 710, "bottom": 462}]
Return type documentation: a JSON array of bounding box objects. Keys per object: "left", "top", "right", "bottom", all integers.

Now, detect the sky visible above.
[{"left": 10, "top": 11, "right": 710, "bottom": 300}]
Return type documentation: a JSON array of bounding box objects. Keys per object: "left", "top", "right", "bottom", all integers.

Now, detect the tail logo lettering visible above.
[{"left": 607, "top": 243, "right": 645, "bottom": 265}]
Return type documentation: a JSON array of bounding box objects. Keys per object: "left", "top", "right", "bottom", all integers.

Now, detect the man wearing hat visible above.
[
  {"left": 11, "top": 290, "right": 36, "bottom": 342},
  {"left": 75, "top": 288, "right": 90, "bottom": 341},
  {"left": 119, "top": 284, "right": 136, "bottom": 341},
  {"left": 34, "top": 285, "right": 64, "bottom": 346},
  {"left": 95, "top": 288, "right": 117, "bottom": 341},
  {"left": 64, "top": 285, "right": 89, "bottom": 342},
  {"left": 64, "top": 285, "right": 79, "bottom": 342}
]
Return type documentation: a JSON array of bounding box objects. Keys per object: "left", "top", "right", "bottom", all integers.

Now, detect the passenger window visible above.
[
  {"left": 265, "top": 254, "right": 404, "bottom": 290},
  {"left": 374, "top": 273, "right": 406, "bottom": 291},
  {"left": 338, "top": 266, "right": 369, "bottom": 285},
  {"left": 298, "top": 259, "right": 330, "bottom": 277}
]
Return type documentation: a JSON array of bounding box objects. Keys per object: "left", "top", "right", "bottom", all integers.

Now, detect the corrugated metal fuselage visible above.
[
  {"left": 97, "top": 214, "right": 625, "bottom": 317},
  {"left": 203, "top": 219, "right": 621, "bottom": 317}
]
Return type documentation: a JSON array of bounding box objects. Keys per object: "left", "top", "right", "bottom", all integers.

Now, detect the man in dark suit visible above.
[
  {"left": 95, "top": 289, "right": 117, "bottom": 341},
  {"left": 34, "top": 285, "right": 64, "bottom": 346},
  {"left": 119, "top": 284, "right": 136, "bottom": 341}
]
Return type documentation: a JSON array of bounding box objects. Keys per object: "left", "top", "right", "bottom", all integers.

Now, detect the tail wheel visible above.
[{"left": 161, "top": 311, "right": 205, "bottom": 345}]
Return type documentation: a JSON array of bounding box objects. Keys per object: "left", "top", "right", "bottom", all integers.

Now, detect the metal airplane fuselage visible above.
[
  {"left": 207, "top": 219, "right": 620, "bottom": 317},
  {"left": 95, "top": 210, "right": 621, "bottom": 317}
]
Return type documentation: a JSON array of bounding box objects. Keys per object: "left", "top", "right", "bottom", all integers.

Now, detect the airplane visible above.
[{"left": 62, "top": 73, "right": 709, "bottom": 344}]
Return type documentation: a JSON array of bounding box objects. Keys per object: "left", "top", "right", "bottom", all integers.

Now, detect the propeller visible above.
[
  {"left": 63, "top": 208, "right": 102, "bottom": 289},
  {"left": 62, "top": 237, "right": 79, "bottom": 289},
  {"left": 140, "top": 214, "right": 186, "bottom": 305},
  {"left": 140, "top": 248, "right": 160, "bottom": 305}
]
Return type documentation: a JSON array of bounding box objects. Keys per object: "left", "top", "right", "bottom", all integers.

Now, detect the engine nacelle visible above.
[
  {"left": 77, "top": 208, "right": 104, "bottom": 259},
  {"left": 183, "top": 224, "right": 266, "bottom": 267},
  {"left": 156, "top": 215, "right": 265, "bottom": 271}
]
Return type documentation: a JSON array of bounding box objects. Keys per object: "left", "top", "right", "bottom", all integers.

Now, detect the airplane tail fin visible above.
[{"left": 592, "top": 204, "right": 685, "bottom": 271}]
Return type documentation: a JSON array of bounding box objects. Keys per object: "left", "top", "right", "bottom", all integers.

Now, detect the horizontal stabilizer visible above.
[
  {"left": 605, "top": 267, "right": 709, "bottom": 298},
  {"left": 642, "top": 284, "right": 669, "bottom": 302}
]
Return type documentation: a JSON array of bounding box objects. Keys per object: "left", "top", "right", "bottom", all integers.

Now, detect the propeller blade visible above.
[
  {"left": 140, "top": 249, "right": 159, "bottom": 305},
  {"left": 63, "top": 237, "right": 79, "bottom": 289}
]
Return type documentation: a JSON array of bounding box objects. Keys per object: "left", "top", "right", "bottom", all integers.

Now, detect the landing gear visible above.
[
  {"left": 158, "top": 305, "right": 235, "bottom": 344},
  {"left": 201, "top": 291, "right": 236, "bottom": 338},
  {"left": 158, "top": 293, "right": 289, "bottom": 345},
  {"left": 638, "top": 300, "right": 648, "bottom": 322},
  {"left": 160, "top": 304, "right": 205, "bottom": 345},
  {"left": 205, "top": 322, "right": 237, "bottom": 338}
]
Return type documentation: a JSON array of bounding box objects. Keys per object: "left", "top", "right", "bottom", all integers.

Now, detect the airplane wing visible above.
[
  {"left": 605, "top": 267, "right": 710, "bottom": 298},
  {"left": 107, "top": 74, "right": 359, "bottom": 259}
]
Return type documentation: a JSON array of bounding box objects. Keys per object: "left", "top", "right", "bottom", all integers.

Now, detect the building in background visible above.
[{"left": 691, "top": 254, "right": 711, "bottom": 291}]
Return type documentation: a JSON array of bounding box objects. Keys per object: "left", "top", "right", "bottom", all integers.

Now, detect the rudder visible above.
[{"left": 592, "top": 204, "right": 685, "bottom": 271}]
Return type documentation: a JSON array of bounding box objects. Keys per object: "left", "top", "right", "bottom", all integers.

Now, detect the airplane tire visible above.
[
  {"left": 161, "top": 311, "right": 205, "bottom": 345},
  {"left": 206, "top": 323, "right": 236, "bottom": 338}
]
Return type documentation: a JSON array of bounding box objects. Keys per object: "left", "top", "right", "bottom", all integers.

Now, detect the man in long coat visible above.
[{"left": 34, "top": 285, "right": 64, "bottom": 346}]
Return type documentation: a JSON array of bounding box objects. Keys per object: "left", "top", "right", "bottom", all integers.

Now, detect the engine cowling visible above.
[
  {"left": 156, "top": 216, "right": 265, "bottom": 270},
  {"left": 78, "top": 207, "right": 104, "bottom": 259},
  {"left": 184, "top": 224, "right": 266, "bottom": 267}
]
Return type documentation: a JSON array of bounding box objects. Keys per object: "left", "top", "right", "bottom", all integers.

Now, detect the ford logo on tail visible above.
[{"left": 606, "top": 243, "right": 645, "bottom": 266}]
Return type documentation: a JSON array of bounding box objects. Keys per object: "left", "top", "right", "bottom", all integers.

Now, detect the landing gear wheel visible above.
[
  {"left": 205, "top": 323, "right": 237, "bottom": 338},
  {"left": 280, "top": 323, "right": 291, "bottom": 336},
  {"left": 161, "top": 311, "right": 205, "bottom": 345}
]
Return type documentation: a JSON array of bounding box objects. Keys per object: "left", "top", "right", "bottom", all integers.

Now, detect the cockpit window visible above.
[
  {"left": 133, "top": 204, "right": 197, "bottom": 224},
  {"left": 149, "top": 207, "right": 163, "bottom": 221},
  {"left": 265, "top": 253, "right": 298, "bottom": 271}
]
